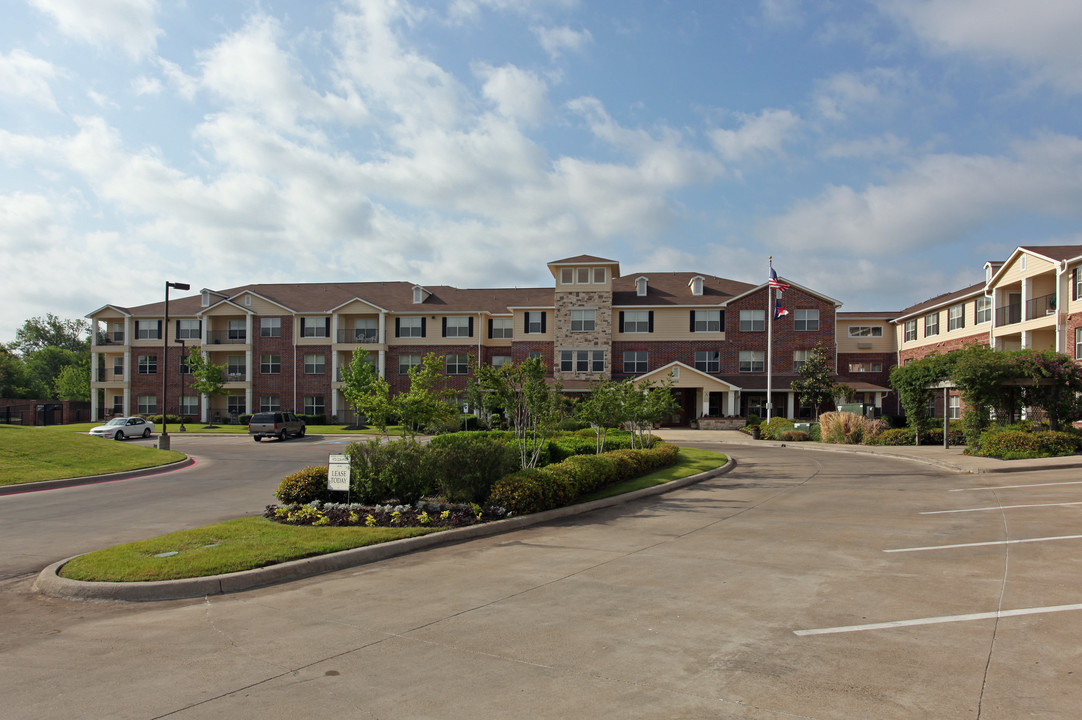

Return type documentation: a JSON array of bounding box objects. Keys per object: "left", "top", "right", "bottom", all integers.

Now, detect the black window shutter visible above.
[
  {"left": 488, "top": 319, "right": 494, "bottom": 338},
  {"left": 325, "top": 318, "right": 330, "bottom": 337},
  {"left": 468, "top": 317, "right": 474, "bottom": 337},
  {"left": 523, "top": 314, "right": 529, "bottom": 333},
  {"left": 540, "top": 312, "right": 546, "bottom": 333},
  {"left": 198, "top": 320, "right": 203, "bottom": 335},
  {"left": 175, "top": 320, "right": 180, "bottom": 337},
  {"left": 442, "top": 318, "right": 448, "bottom": 337},
  {"left": 300, "top": 318, "right": 306, "bottom": 336},
  {"left": 618, "top": 312, "right": 625, "bottom": 333},
  {"left": 421, "top": 317, "right": 427, "bottom": 337},
  {"left": 720, "top": 310, "right": 726, "bottom": 332},
  {"left": 156, "top": 320, "right": 162, "bottom": 339},
  {"left": 690, "top": 311, "right": 696, "bottom": 332},
  {"left": 395, "top": 318, "right": 401, "bottom": 337},
  {"left": 1075, "top": 269, "right": 1079, "bottom": 301},
  {"left": 648, "top": 311, "right": 654, "bottom": 332}
]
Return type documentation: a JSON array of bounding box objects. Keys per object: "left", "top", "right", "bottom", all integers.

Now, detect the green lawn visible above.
[
  {"left": 56, "top": 447, "right": 729, "bottom": 582},
  {"left": 0, "top": 425, "right": 186, "bottom": 486},
  {"left": 59, "top": 517, "right": 436, "bottom": 582},
  {"left": 54, "top": 422, "right": 402, "bottom": 436}
]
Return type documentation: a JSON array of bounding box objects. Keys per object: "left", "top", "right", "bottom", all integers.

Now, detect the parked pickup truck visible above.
[{"left": 248, "top": 412, "right": 306, "bottom": 441}]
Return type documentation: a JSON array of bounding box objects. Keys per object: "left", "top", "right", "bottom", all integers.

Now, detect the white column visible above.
[
  {"left": 90, "top": 353, "right": 99, "bottom": 419},
  {"left": 727, "top": 391, "right": 737, "bottom": 416},
  {"left": 123, "top": 386, "right": 131, "bottom": 416},
  {"left": 787, "top": 392, "right": 795, "bottom": 419},
  {"left": 379, "top": 312, "right": 386, "bottom": 344},
  {"left": 700, "top": 390, "right": 710, "bottom": 417},
  {"left": 378, "top": 349, "right": 386, "bottom": 378}
]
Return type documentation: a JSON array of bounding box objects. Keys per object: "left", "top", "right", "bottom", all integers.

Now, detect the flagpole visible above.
[{"left": 766, "top": 256, "right": 773, "bottom": 423}]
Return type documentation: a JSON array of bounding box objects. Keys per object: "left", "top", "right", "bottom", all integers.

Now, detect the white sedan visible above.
[{"left": 89, "top": 417, "right": 156, "bottom": 440}]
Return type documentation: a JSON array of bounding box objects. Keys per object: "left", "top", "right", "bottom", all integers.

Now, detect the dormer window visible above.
[
  {"left": 689, "top": 276, "right": 704, "bottom": 297},
  {"left": 244, "top": 295, "right": 251, "bottom": 307},
  {"left": 412, "top": 285, "right": 428, "bottom": 304},
  {"left": 636, "top": 277, "right": 648, "bottom": 297},
  {"left": 201, "top": 291, "right": 210, "bottom": 308}
]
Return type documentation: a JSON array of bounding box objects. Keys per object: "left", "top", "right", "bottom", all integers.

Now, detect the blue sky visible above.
[{"left": 3, "top": 0, "right": 1082, "bottom": 342}]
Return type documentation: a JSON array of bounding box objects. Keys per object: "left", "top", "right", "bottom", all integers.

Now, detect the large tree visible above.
[
  {"left": 471, "top": 357, "right": 564, "bottom": 468},
  {"left": 10, "top": 314, "right": 90, "bottom": 356}
]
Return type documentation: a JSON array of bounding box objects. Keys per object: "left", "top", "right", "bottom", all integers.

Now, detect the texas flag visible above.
[{"left": 775, "top": 298, "right": 789, "bottom": 320}]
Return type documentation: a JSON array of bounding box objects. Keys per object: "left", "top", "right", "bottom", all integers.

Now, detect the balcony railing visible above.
[
  {"left": 207, "top": 330, "right": 247, "bottom": 344},
  {"left": 995, "top": 303, "right": 1022, "bottom": 326},
  {"left": 226, "top": 370, "right": 247, "bottom": 382},
  {"left": 97, "top": 331, "right": 125, "bottom": 345},
  {"left": 337, "top": 329, "right": 379, "bottom": 343},
  {"left": 96, "top": 368, "right": 124, "bottom": 382},
  {"left": 1025, "top": 293, "right": 1057, "bottom": 320}
]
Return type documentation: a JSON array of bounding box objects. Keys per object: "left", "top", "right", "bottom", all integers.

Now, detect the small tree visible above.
[
  {"left": 472, "top": 357, "right": 564, "bottom": 468},
  {"left": 185, "top": 347, "right": 226, "bottom": 424},
  {"left": 396, "top": 352, "right": 458, "bottom": 437},
  {"left": 832, "top": 383, "right": 857, "bottom": 406},
  {"left": 620, "top": 375, "right": 680, "bottom": 448},
  {"left": 575, "top": 377, "right": 625, "bottom": 453},
  {"left": 790, "top": 342, "right": 835, "bottom": 419},
  {"left": 340, "top": 349, "right": 396, "bottom": 434}
]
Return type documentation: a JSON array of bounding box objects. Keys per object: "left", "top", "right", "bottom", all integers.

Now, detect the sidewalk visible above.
[{"left": 654, "top": 428, "right": 1082, "bottom": 474}]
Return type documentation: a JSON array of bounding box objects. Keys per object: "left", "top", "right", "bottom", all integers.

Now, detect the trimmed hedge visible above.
[
  {"left": 759, "top": 417, "right": 795, "bottom": 440},
  {"left": 275, "top": 466, "right": 330, "bottom": 505},
  {"left": 427, "top": 432, "right": 519, "bottom": 503},
  {"left": 974, "top": 429, "right": 1081, "bottom": 458},
  {"left": 487, "top": 443, "right": 681, "bottom": 514}
]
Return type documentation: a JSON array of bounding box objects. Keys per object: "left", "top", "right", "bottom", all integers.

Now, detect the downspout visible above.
[{"left": 1056, "top": 260, "right": 1068, "bottom": 353}]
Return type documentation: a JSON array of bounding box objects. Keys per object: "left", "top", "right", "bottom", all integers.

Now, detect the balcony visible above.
[
  {"left": 97, "top": 331, "right": 125, "bottom": 345},
  {"left": 226, "top": 370, "right": 247, "bottom": 382},
  {"left": 1025, "top": 292, "right": 1057, "bottom": 320},
  {"left": 96, "top": 368, "right": 124, "bottom": 383},
  {"left": 995, "top": 302, "right": 1021, "bottom": 326},
  {"left": 337, "top": 328, "right": 379, "bottom": 344},
  {"left": 207, "top": 330, "right": 247, "bottom": 345}
]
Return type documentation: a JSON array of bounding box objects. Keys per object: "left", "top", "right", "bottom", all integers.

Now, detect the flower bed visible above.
[{"left": 264, "top": 500, "right": 509, "bottom": 528}]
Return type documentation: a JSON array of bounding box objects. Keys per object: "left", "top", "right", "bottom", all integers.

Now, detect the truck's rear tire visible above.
[{"left": 253, "top": 436, "right": 261, "bottom": 442}]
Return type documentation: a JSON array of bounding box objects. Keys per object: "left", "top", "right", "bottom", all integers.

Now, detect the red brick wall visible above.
[
  {"left": 385, "top": 345, "right": 477, "bottom": 395},
  {"left": 726, "top": 287, "right": 837, "bottom": 372},
  {"left": 253, "top": 317, "right": 298, "bottom": 412},
  {"left": 899, "top": 336, "right": 988, "bottom": 365},
  {"left": 1067, "top": 311, "right": 1082, "bottom": 362},
  {"left": 510, "top": 341, "right": 554, "bottom": 374},
  {"left": 611, "top": 340, "right": 726, "bottom": 379}
]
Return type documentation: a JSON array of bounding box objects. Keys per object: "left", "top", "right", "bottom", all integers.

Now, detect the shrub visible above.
[
  {"left": 427, "top": 433, "right": 519, "bottom": 503},
  {"left": 556, "top": 419, "right": 590, "bottom": 431},
  {"left": 778, "top": 430, "right": 810, "bottom": 442},
  {"left": 974, "top": 428, "right": 1081, "bottom": 458},
  {"left": 549, "top": 436, "right": 598, "bottom": 463},
  {"left": 562, "top": 454, "right": 619, "bottom": 494},
  {"left": 488, "top": 468, "right": 555, "bottom": 515},
  {"left": 808, "top": 423, "right": 821, "bottom": 441},
  {"left": 147, "top": 414, "right": 186, "bottom": 425},
  {"left": 347, "top": 438, "right": 434, "bottom": 504},
  {"left": 864, "top": 427, "right": 914, "bottom": 446},
  {"left": 746, "top": 414, "right": 761, "bottom": 428},
  {"left": 760, "top": 417, "right": 795, "bottom": 440},
  {"left": 276, "top": 466, "right": 330, "bottom": 505},
  {"left": 820, "top": 412, "right": 887, "bottom": 444}
]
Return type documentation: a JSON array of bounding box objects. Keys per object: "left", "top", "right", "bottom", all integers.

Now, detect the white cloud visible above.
[
  {"left": 476, "top": 63, "right": 550, "bottom": 125},
  {"left": 131, "top": 75, "right": 162, "bottom": 96},
  {"left": 760, "top": 0, "right": 803, "bottom": 26},
  {"left": 709, "top": 109, "right": 801, "bottom": 162},
  {"left": 813, "top": 68, "right": 908, "bottom": 121},
  {"left": 28, "top": 0, "right": 162, "bottom": 60},
  {"left": 821, "top": 133, "right": 909, "bottom": 159},
  {"left": 533, "top": 25, "right": 592, "bottom": 59},
  {"left": 759, "top": 133, "right": 1082, "bottom": 254},
  {"left": 887, "top": 0, "right": 1082, "bottom": 92},
  {"left": 0, "top": 49, "right": 60, "bottom": 112}
]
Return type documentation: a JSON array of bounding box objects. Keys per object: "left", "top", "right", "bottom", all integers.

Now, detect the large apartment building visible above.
[{"left": 89, "top": 255, "right": 893, "bottom": 424}]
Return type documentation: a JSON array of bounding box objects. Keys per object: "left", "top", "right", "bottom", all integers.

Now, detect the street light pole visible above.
[
  {"left": 160, "top": 281, "right": 190, "bottom": 451},
  {"left": 176, "top": 337, "right": 187, "bottom": 432}
]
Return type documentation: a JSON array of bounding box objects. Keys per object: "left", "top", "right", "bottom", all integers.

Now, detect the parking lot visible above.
[{"left": 2, "top": 440, "right": 1081, "bottom": 718}]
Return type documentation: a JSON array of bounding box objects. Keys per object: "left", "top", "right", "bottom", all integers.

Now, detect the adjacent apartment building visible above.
[{"left": 89, "top": 255, "right": 897, "bottom": 425}]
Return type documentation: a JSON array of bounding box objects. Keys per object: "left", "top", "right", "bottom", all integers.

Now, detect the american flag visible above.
[{"left": 769, "top": 267, "right": 790, "bottom": 291}]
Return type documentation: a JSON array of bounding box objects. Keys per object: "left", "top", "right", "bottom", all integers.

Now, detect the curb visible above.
[
  {"left": 0, "top": 457, "right": 196, "bottom": 496},
  {"left": 32, "top": 458, "right": 735, "bottom": 602}
]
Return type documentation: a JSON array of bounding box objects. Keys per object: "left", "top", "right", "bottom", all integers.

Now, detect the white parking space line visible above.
[
  {"left": 886, "top": 535, "right": 1082, "bottom": 553},
  {"left": 794, "top": 603, "right": 1082, "bottom": 636},
  {"left": 951, "top": 480, "right": 1082, "bottom": 492},
  {"left": 921, "top": 501, "right": 1082, "bottom": 515}
]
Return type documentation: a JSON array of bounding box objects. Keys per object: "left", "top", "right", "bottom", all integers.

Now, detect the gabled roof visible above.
[
  {"left": 85, "top": 304, "right": 133, "bottom": 319},
  {"left": 726, "top": 277, "right": 842, "bottom": 308},
  {"left": 612, "top": 272, "right": 754, "bottom": 307},
  {"left": 548, "top": 254, "right": 619, "bottom": 266},
  {"left": 987, "top": 244, "right": 1082, "bottom": 287},
  {"left": 892, "top": 281, "right": 986, "bottom": 323}
]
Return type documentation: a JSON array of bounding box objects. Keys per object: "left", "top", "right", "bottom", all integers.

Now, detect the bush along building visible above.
[{"left": 88, "top": 254, "right": 903, "bottom": 425}]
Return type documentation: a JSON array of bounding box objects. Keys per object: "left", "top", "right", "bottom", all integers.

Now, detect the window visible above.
[
  {"left": 621, "top": 311, "right": 651, "bottom": 333},
  {"left": 975, "top": 297, "right": 992, "bottom": 324},
  {"left": 948, "top": 395, "right": 961, "bottom": 420},
  {"left": 692, "top": 310, "right": 722, "bottom": 333},
  {"left": 304, "top": 354, "right": 325, "bottom": 374},
  {"left": 301, "top": 317, "right": 328, "bottom": 337},
  {"left": 590, "top": 350, "right": 604, "bottom": 372},
  {"left": 795, "top": 309, "right": 819, "bottom": 331},
  {"left": 948, "top": 303, "right": 965, "bottom": 331},
  {"left": 137, "top": 395, "right": 157, "bottom": 414},
  {"left": 353, "top": 318, "right": 378, "bottom": 342},
  {"left": 178, "top": 354, "right": 191, "bottom": 374},
  {"left": 260, "top": 317, "right": 281, "bottom": 337},
  {"left": 260, "top": 395, "right": 280, "bottom": 412},
  {"left": 690, "top": 276, "right": 704, "bottom": 296},
  {"left": 739, "top": 350, "right": 764, "bottom": 372},
  {"left": 635, "top": 277, "right": 647, "bottom": 296},
  {"left": 560, "top": 268, "right": 574, "bottom": 284},
  {"left": 444, "top": 316, "right": 472, "bottom": 338},
  {"left": 446, "top": 353, "right": 469, "bottom": 375},
  {"left": 904, "top": 319, "right": 917, "bottom": 342},
  {"left": 1075, "top": 268, "right": 1082, "bottom": 301},
  {"left": 304, "top": 396, "right": 325, "bottom": 416},
  {"left": 793, "top": 349, "right": 811, "bottom": 370},
  {"left": 179, "top": 396, "right": 199, "bottom": 416},
  {"left": 227, "top": 355, "right": 245, "bottom": 380},
  {"left": 570, "top": 309, "right": 596, "bottom": 332},
  {"left": 228, "top": 319, "right": 246, "bottom": 340},
  {"left": 623, "top": 351, "right": 648, "bottom": 374},
  {"left": 528, "top": 351, "right": 543, "bottom": 360},
  {"left": 397, "top": 317, "right": 424, "bottom": 338},
  {"left": 227, "top": 395, "right": 246, "bottom": 416},
  {"left": 260, "top": 353, "right": 281, "bottom": 374},
  {"left": 695, "top": 350, "right": 720, "bottom": 373},
  {"left": 593, "top": 268, "right": 606, "bottom": 284},
  {"left": 848, "top": 326, "right": 883, "bottom": 338},
  {"left": 113, "top": 357, "right": 124, "bottom": 376},
  {"left": 138, "top": 355, "right": 157, "bottom": 374},
  {"left": 525, "top": 311, "right": 546, "bottom": 334},
  {"left": 925, "top": 312, "right": 939, "bottom": 337},
  {"left": 399, "top": 353, "right": 422, "bottom": 374},
  {"left": 492, "top": 355, "right": 512, "bottom": 368},
  {"left": 577, "top": 267, "right": 590, "bottom": 284},
  {"left": 136, "top": 320, "right": 160, "bottom": 339},
  {"left": 739, "top": 310, "right": 765, "bottom": 332},
  {"left": 177, "top": 319, "right": 200, "bottom": 339},
  {"left": 1076, "top": 328, "right": 1082, "bottom": 359},
  {"left": 561, "top": 350, "right": 604, "bottom": 373},
  {"left": 490, "top": 318, "right": 513, "bottom": 339},
  {"left": 560, "top": 351, "right": 573, "bottom": 372},
  {"left": 848, "top": 362, "right": 883, "bottom": 373}
]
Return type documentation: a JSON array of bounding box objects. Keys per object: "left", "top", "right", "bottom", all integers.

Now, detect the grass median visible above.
[
  {"left": 59, "top": 447, "right": 728, "bottom": 583},
  {"left": 0, "top": 425, "right": 186, "bottom": 486}
]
